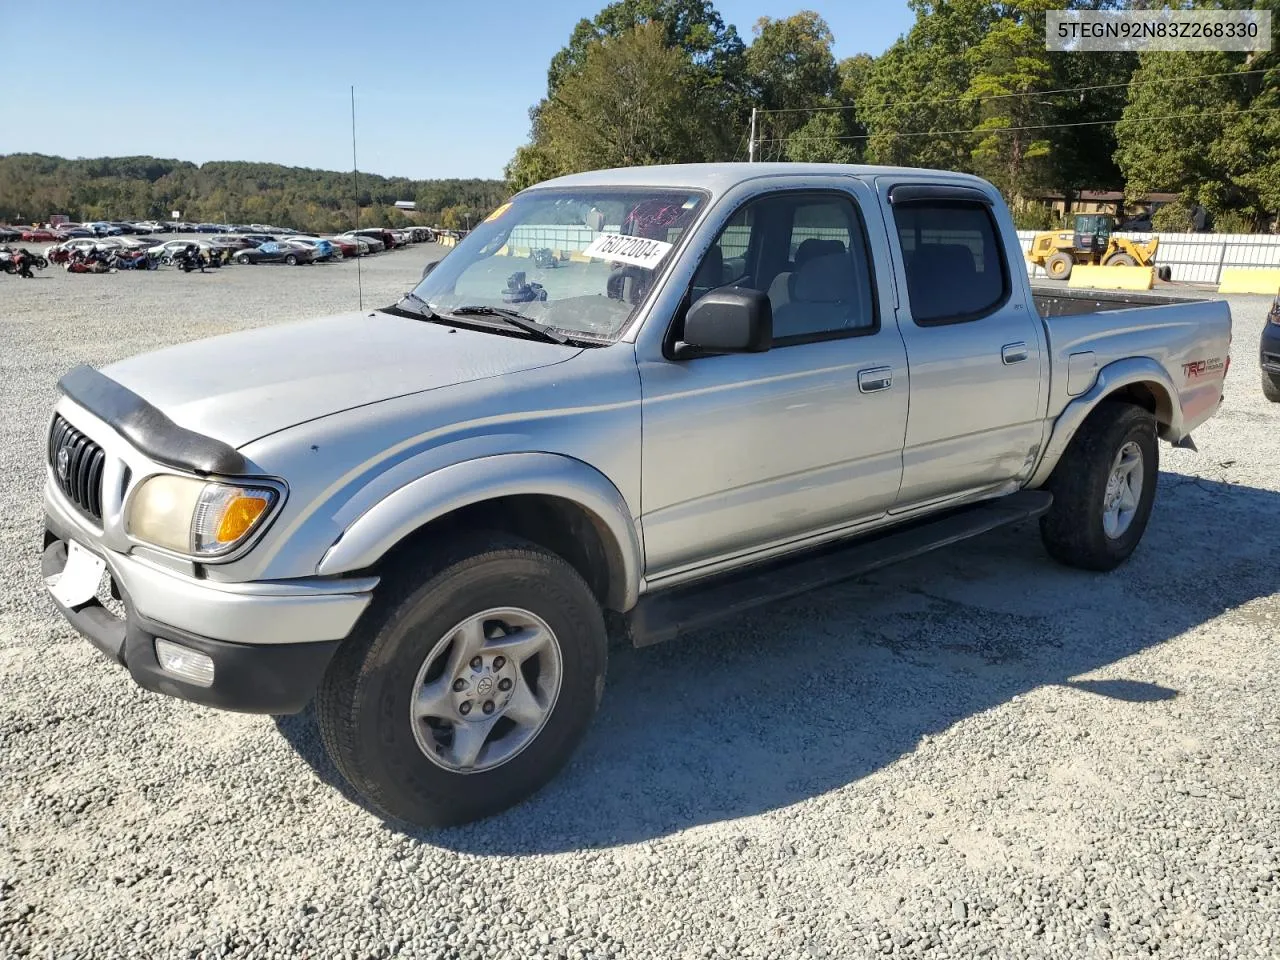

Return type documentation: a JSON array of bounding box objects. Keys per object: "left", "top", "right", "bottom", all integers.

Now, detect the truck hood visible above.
[{"left": 102, "top": 311, "right": 581, "bottom": 449}]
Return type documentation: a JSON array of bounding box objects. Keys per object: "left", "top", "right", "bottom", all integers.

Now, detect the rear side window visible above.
[{"left": 893, "top": 201, "right": 1009, "bottom": 325}]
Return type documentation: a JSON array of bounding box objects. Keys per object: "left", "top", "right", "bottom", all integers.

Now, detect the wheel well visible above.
[
  {"left": 1102, "top": 381, "right": 1174, "bottom": 437},
  {"left": 370, "top": 494, "right": 626, "bottom": 612}
]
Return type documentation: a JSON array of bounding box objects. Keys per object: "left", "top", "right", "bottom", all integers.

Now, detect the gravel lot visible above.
[{"left": 2, "top": 257, "right": 1279, "bottom": 960}]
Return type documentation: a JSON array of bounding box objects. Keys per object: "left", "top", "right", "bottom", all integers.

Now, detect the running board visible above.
[{"left": 626, "top": 490, "right": 1053, "bottom": 647}]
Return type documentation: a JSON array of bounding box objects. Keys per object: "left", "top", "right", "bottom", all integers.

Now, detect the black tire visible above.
[
  {"left": 1263, "top": 372, "right": 1280, "bottom": 403},
  {"left": 1158, "top": 265, "right": 1172, "bottom": 282},
  {"left": 236, "top": 254, "right": 251, "bottom": 264},
  {"left": 1045, "top": 252, "right": 1073, "bottom": 280},
  {"left": 315, "top": 534, "right": 608, "bottom": 827},
  {"left": 285, "top": 254, "right": 298, "bottom": 265},
  {"left": 1039, "top": 401, "right": 1158, "bottom": 572},
  {"left": 1105, "top": 253, "right": 1138, "bottom": 267}
]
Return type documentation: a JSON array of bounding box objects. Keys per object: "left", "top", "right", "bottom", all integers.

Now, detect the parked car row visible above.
[
  {"left": 44, "top": 227, "right": 423, "bottom": 265},
  {"left": 40, "top": 225, "right": 429, "bottom": 272},
  {"left": 2, "top": 220, "right": 438, "bottom": 246}
]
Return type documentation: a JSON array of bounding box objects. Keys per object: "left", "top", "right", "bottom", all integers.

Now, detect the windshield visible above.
[{"left": 410, "top": 187, "right": 708, "bottom": 339}]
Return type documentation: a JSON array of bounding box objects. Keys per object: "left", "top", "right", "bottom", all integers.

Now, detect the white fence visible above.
[{"left": 1016, "top": 230, "right": 1280, "bottom": 284}]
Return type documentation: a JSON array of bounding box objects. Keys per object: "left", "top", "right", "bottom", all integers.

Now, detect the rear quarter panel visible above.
[{"left": 1043, "top": 298, "right": 1232, "bottom": 437}]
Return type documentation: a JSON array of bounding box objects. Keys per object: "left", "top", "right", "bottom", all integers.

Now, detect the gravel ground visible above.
[{"left": 2, "top": 260, "right": 1279, "bottom": 960}]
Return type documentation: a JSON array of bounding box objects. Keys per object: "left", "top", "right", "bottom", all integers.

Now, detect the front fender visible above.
[
  {"left": 1028, "top": 356, "right": 1182, "bottom": 488},
  {"left": 316, "top": 452, "right": 643, "bottom": 610}
]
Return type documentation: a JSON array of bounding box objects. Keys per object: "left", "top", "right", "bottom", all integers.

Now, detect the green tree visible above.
[
  {"left": 504, "top": 143, "right": 560, "bottom": 193},
  {"left": 964, "top": 3, "right": 1055, "bottom": 204},
  {"left": 745, "top": 11, "right": 839, "bottom": 152},
  {"left": 1043, "top": 47, "right": 1135, "bottom": 210},
  {"left": 440, "top": 205, "right": 469, "bottom": 231},
  {"left": 784, "top": 112, "right": 857, "bottom": 163},
  {"left": 0, "top": 153, "right": 506, "bottom": 233},
  {"left": 511, "top": 0, "right": 745, "bottom": 179},
  {"left": 1114, "top": 51, "right": 1241, "bottom": 211},
  {"left": 539, "top": 22, "right": 709, "bottom": 172},
  {"left": 859, "top": 0, "right": 995, "bottom": 170},
  {"left": 547, "top": 0, "right": 744, "bottom": 95}
]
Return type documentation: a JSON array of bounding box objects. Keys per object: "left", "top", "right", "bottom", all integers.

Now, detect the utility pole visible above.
[{"left": 748, "top": 108, "right": 757, "bottom": 163}]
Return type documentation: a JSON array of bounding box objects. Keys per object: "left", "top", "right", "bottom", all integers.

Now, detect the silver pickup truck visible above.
[{"left": 41, "top": 163, "right": 1231, "bottom": 827}]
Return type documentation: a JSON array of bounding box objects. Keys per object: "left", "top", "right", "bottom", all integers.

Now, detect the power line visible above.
[
  {"left": 755, "top": 104, "right": 1280, "bottom": 145},
  {"left": 756, "top": 66, "right": 1276, "bottom": 117}
]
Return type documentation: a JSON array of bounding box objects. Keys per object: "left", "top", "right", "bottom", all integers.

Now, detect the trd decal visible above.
[{"left": 1182, "top": 357, "right": 1225, "bottom": 379}]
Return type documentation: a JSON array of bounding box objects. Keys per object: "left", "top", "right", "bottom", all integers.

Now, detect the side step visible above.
[{"left": 626, "top": 490, "right": 1053, "bottom": 647}]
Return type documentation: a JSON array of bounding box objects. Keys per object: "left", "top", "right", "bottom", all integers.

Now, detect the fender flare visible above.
[
  {"left": 316, "top": 452, "right": 642, "bottom": 610},
  {"left": 1028, "top": 356, "right": 1182, "bottom": 488}
]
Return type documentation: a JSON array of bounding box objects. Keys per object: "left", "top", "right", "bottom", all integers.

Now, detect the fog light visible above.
[{"left": 154, "top": 638, "right": 215, "bottom": 687}]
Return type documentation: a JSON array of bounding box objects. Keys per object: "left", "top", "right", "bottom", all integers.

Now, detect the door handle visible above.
[
  {"left": 858, "top": 366, "right": 894, "bottom": 393},
  {"left": 1002, "top": 342, "right": 1029, "bottom": 365}
]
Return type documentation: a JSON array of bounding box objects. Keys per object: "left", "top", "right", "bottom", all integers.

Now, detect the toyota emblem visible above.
[{"left": 56, "top": 447, "right": 70, "bottom": 482}]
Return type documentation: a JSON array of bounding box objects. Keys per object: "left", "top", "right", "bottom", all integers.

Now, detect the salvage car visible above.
[
  {"left": 285, "top": 237, "right": 338, "bottom": 261},
  {"left": 39, "top": 163, "right": 1231, "bottom": 828},
  {"left": 324, "top": 236, "right": 361, "bottom": 258},
  {"left": 340, "top": 228, "right": 392, "bottom": 252},
  {"left": 232, "top": 240, "right": 316, "bottom": 265}
]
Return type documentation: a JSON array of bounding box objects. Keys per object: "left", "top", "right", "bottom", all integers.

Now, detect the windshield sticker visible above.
[
  {"left": 484, "top": 202, "right": 512, "bottom": 223},
  {"left": 581, "top": 232, "right": 674, "bottom": 269}
]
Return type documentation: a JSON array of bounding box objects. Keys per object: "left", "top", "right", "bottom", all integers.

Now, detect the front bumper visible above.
[{"left": 42, "top": 515, "right": 372, "bottom": 714}]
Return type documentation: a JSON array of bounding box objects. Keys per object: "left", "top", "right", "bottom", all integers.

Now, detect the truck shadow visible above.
[{"left": 275, "top": 471, "right": 1279, "bottom": 853}]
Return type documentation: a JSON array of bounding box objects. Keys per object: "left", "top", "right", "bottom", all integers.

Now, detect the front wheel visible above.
[
  {"left": 1045, "top": 252, "right": 1073, "bottom": 280},
  {"left": 1039, "top": 402, "right": 1158, "bottom": 571},
  {"left": 1105, "top": 253, "right": 1138, "bottom": 267},
  {"left": 315, "top": 535, "right": 608, "bottom": 827}
]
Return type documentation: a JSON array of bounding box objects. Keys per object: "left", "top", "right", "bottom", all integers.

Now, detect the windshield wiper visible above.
[{"left": 445, "top": 305, "right": 569, "bottom": 344}]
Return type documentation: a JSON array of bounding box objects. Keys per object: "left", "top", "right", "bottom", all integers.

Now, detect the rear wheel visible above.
[
  {"left": 285, "top": 254, "right": 298, "bottom": 265},
  {"left": 1039, "top": 402, "right": 1158, "bottom": 571},
  {"left": 1264, "top": 372, "right": 1280, "bottom": 403},
  {"left": 315, "top": 534, "right": 608, "bottom": 827},
  {"left": 1045, "top": 252, "right": 1073, "bottom": 280}
]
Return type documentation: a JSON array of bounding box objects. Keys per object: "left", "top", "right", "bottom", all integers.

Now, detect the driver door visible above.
[{"left": 637, "top": 181, "right": 908, "bottom": 582}]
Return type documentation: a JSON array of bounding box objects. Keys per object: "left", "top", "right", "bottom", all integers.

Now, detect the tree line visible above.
[
  {"left": 0, "top": 153, "right": 508, "bottom": 233},
  {"left": 506, "top": 0, "right": 1280, "bottom": 232}
]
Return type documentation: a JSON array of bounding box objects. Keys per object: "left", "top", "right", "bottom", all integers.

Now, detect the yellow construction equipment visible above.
[{"left": 1027, "top": 213, "right": 1167, "bottom": 281}]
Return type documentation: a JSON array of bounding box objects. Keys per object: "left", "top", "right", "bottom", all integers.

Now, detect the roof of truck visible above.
[{"left": 534, "top": 162, "right": 993, "bottom": 196}]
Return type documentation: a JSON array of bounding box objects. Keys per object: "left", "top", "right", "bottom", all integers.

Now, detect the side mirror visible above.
[
  {"left": 421, "top": 259, "right": 438, "bottom": 280},
  {"left": 673, "top": 288, "right": 772, "bottom": 358}
]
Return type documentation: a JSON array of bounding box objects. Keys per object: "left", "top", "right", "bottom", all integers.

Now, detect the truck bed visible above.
[{"left": 1031, "top": 284, "right": 1212, "bottom": 318}]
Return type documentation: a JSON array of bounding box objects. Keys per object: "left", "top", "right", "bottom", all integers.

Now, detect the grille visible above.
[{"left": 48, "top": 414, "right": 107, "bottom": 521}]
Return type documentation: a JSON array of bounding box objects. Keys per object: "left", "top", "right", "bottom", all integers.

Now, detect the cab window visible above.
[{"left": 686, "top": 191, "right": 877, "bottom": 344}]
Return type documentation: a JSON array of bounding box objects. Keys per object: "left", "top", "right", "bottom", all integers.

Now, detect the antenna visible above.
[{"left": 351, "top": 85, "right": 363, "bottom": 311}]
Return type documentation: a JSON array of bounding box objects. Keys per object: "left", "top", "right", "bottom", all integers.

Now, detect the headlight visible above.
[{"left": 126, "top": 475, "right": 280, "bottom": 558}]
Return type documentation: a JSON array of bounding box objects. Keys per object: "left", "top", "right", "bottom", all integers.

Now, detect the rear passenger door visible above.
[{"left": 878, "top": 182, "right": 1045, "bottom": 508}]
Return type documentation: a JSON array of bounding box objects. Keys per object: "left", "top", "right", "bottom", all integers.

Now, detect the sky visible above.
[{"left": 3, "top": 1, "right": 915, "bottom": 182}]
